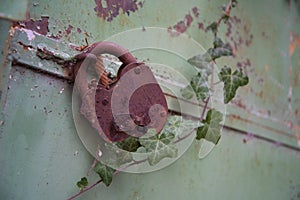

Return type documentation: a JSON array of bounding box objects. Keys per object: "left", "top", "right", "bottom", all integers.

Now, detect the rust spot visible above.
[
  {"left": 49, "top": 32, "right": 62, "bottom": 40},
  {"left": 223, "top": 16, "right": 254, "bottom": 51},
  {"left": 171, "top": 21, "right": 187, "bottom": 35},
  {"left": 65, "top": 25, "right": 73, "bottom": 36},
  {"left": 77, "top": 27, "right": 82, "bottom": 34},
  {"left": 295, "top": 132, "right": 300, "bottom": 147},
  {"left": 265, "top": 64, "right": 269, "bottom": 72},
  {"left": 255, "top": 91, "right": 263, "bottom": 98},
  {"left": 237, "top": 58, "right": 251, "bottom": 69},
  {"left": 244, "top": 133, "right": 254, "bottom": 143},
  {"left": 231, "top": 98, "right": 248, "bottom": 110},
  {"left": 19, "top": 16, "right": 49, "bottom": 35},
  {"left": 198, "top": 22, "right": 204, "bottom": 31},
  {"left": 94, "top": 0, "right": 143, "bottom": 22},
  {"left": 84, "top": 31, "right": 91, "bottom": 37},
  {"left": 168, "top": 7, "right": 199, "bottom": 35},
  {"left": 17, "top": 41, "right": 34, "bottom": 50},
  {"left": 289, "top": 32, "right": 300, "bottom": 57},
  {"left": 192, "top": 6, "right": 199, "bottom": 18}
]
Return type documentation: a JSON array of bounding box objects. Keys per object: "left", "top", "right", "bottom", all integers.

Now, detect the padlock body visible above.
[{"left": 95, "top": 63, "right": 168, "bottom": 142}]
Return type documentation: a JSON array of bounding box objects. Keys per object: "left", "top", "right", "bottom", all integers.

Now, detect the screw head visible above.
[
  {"left": 134, "top": 67, "right": 141, "bottom": 74},
  {"left": 102, "top": 99, "right": 109, "bottom": 106},
  {"left": 160, "top": 110, "right": 167, "bottom": 118}
]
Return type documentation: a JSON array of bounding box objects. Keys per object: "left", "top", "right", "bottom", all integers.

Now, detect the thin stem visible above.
[
  {"left": 215, "top": 0, "right": 234, "bottom": 37},
  {"left": 174, "top": 94, "right": 211, "bottom": 144},
  {"left": 200, "top": 96, "right": 210, "bottom": 121},
  {"left": 67, "top": 158, "right": 148, "bottom": 200},
  {"left": 67, "top": 179, "right": 103, "bottom": 200},
  {"left": 87, "top": 159, "right": 98, "bottom": 176},
  {"left": 173, "top": 128, "right": 197, "bottom": 144},
  {"left": 211, "top": 62, "right": 215, "bottom": 92},
  {"left": 213, "top": 81, "right": 221, "bottom": 85}
]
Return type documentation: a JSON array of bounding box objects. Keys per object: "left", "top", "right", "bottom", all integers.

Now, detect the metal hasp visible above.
[{"left": 77, "top": 42, "right": 168, "bottom": 142}]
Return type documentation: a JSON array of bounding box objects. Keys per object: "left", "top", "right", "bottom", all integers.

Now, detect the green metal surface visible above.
[
  {"left": 0, "top": 0, "right": 300, "bottom": 199},
  {"left": 0, "top": 0, "right": 28, "bottom": 21}
]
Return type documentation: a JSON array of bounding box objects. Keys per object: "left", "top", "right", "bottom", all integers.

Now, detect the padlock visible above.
[{"left": 76, "top": 42, "right": 168, "bottom": 142}]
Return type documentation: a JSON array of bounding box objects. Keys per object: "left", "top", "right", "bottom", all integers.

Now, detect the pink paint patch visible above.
[
  {"left": 174, "top": 21, "right": 187, "bottom": 33},
  {"left": 94, "top": 0, "right": 143, "bottom": 22},
  {"left": 185, "top": 14, "right": 193, "bottom": 26},
  {"left": 65, "top": 25, "right": 73, "bottom": 36},
  {"left": 192, "top": 6, "right": 199, "bottom": 17}
]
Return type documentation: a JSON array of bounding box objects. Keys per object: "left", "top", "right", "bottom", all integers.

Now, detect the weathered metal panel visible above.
[{"left": 0, "top": 0, "right": 299, "bottom": 200}]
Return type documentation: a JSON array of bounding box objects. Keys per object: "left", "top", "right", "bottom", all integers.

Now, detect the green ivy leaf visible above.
[
  {"left": 180, "top": 72, "right": 210, "bottom": 102},
  {"left": 139, "top": 131, "right": 178, "bottom": 166},
  {"left": 207, "top": 37, "right": 233, "bottom": 60},
  {"left": 76, "top": 177, "right": 88, "bottom": 191},
  {"left": 213, "top": 37, "right": 225, "bottom": 48},
  {"left": 206, "top": 22, "right": 218, "bottom": 35},
  {"left": 115, "top": 136, "right": 141, "bottom": 152},
  {"left": 196, "top": 109, "right": 223, "bottom": 144},
  {"left": 105, "top": 143, "right": 134, "bottom": 166},
  {"left": 218, "top": 66, "right": 249, "bottom": 103},
  {"left": 188, "top": 53, "right": 212, "bottom": 68},
  {"left": 163, "top": 115, "right": 200, "bottom": 139},
  {"left": 180, "top": 85, "right": 194, "bottom": 100},
  {"left": 163, "top": 115, "right": 197, "bottom": 132},
  {"left": 221, "top": 14, "right": 230, "bottom": 22},
  {"left": 188, "top": 38, "right": 232, "bottom": 68},
  {"left": 164, "top": 115, "right": 182, "bottom": 130},
  {"left": 93, "top": 162, "right": 115, "bottom": 187}
]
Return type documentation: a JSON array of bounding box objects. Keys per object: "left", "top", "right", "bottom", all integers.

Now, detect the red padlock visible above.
[{"left": 76, "top": 42, "right": 168, "bottom": 142}]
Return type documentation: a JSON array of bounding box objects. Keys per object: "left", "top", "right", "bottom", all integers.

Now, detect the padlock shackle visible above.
[{"left": 88, "top": 41, "right": 137, "bottom": 64}]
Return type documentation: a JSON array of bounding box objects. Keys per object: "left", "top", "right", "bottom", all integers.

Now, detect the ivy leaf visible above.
[
  {"left": 188, "top": 38, "right": 232, "bottom": 69},
  {"left": 207, "top": 37, "right": 233, "bottom": 60},
  {"left": 221, "top": 14, "right": 230, "bottom": 22},
  {"left": 93, "top": 162, "right": 115, "bottom": 186},
  {"left": 139, "top": 131, "right": 178, "bottom": 166},
  {"left": 180, "top": 72, "right": 209, "bottom": 102},
  {"left": 163, "top": 115, "right": 200, "bottom": 139},
  {"left": 76, "top": 177, "right": 88, "bottom": 191},
  {"left": 196, "top": 109, "right": 223, "bottom": 144},
  {"left": 206, "top": 22, "right": 218, "bottom": 35},
  {"left": 105, "top": 143, "right": 134, "bottom": 166},
  {"left": 218, "top": 66, "right": 249, "bottom": 103},
  {"left": 180, "top": 85, "right": 194, "bottom": 100},
  {"left": 213, "top": 37, "right": 225, "bottom": 48},
  {"left": 115, "top": 136, "right": 141, "bottom": 152},
  {"left": 188, "top": 53, "right": 212, "bottom": 68}
]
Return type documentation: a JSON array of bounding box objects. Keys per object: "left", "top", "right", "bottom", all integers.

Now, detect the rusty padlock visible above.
[{"left": 76, "top": 42, "right": 168, "bottom": 142}]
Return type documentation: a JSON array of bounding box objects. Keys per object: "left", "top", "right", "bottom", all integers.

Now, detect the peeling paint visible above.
[
  {"left": 21, "top": 28, "right": 35, "bottom": 41},
  {"left": 65, "top": 25, "right": 73, "bottom": 36},
  {"left": 94, "top": 0, "right": 143, "bottom": 22},
  {"left": 168, "top": 7, "right": 199, "bottom": 36},
  {"left": 18, "top": 16, "right": 50, "bottom": 36},
  {"left": 36, "top": 43, "right": 71, "bottom": 62}
]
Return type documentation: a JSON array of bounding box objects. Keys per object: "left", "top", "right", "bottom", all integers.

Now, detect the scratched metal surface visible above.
[{"left": 0, "top": 0, "right": 300, "bottom": 199}]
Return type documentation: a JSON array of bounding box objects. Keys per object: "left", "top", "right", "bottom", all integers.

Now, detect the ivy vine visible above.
[{"left": 68, "top": 0, "right": 249, "bottom": 199}]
